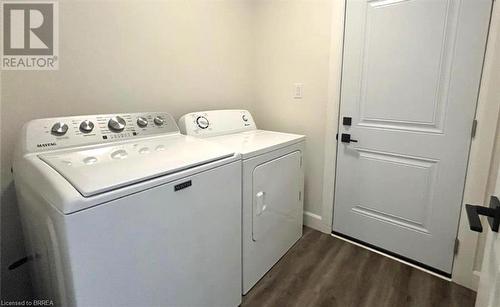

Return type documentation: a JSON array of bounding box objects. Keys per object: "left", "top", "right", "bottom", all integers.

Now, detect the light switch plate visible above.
[{"left": 293, "top": 83, "right": 303, "bottom": 99}]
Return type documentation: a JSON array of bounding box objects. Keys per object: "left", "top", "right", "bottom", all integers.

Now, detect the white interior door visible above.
[
  {"left": 475, "top": 167, "right": 500, "bottom": 307},
  {"left": 333, "top": 0, "right": 492, "bottom": 274}
]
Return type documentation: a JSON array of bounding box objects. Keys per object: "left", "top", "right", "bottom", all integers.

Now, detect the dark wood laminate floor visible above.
[{"left": 242, "top": 227, "right": 476, "bottom": 307}]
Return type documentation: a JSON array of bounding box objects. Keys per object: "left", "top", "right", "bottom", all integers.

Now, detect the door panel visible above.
[
  {"left": 333, "top": 0, "right": 492, "bottom": 273},
  {"left": 360, "top": 0, "right": 451, "bottom": 131},
  {"left": 354, "top": 150, "right": 437, "bottom": 233}
]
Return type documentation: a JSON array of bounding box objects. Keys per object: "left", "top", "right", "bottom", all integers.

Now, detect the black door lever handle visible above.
[
  {"left": 341, "top": 133, "right": 358, "bottom": 143},
  {"left": 465, "top": 196, "right": 500, "bottom": 233}
]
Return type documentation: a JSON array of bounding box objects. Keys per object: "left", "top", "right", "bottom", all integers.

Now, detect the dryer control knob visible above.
[
  {"left": 79, "top": 120, "right": 94, "bottom": 133},
  {"left": 154, "top": 116, "right": 164, "bottom": 126},
  {"left": 108, "top": 116, "right": 126, "bottom": 132},
  {"left": 196, "top": 116, "right": 209, "bottom": 129},
  {"left": 137, "top": 117, "right": 148, "bottom": 128},
  {"left": 51, "top": 122, "right": 69, "bottom": 136}
]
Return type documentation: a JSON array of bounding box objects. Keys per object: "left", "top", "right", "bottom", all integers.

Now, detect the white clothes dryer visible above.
[{"left": 179, "top": 109, "right": 305, "bottom": 294}]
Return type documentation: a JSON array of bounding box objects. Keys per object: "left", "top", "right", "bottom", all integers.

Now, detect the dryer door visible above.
[{"left": 252, "top": 151, "right": 302, "bottom": 241}]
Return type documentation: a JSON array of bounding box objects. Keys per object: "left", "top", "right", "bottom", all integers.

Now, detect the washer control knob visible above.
[
  {"left": 196, "top": 116, "right": 209, "bottom": 129},
  {"left": 154, "top": 116, "right": 164, "bottom": 126},
  {"left": 137, "top": 117, "right": 148, "bottom": 128},
  {"left": 79, "top": 120, "right": 94, "bottom": 133},
  {"left": 108, "top": 116, "right": 126, "bottom": 132},
  {"left": 51, "top": 122, "right": 69, "bottom": 136}
]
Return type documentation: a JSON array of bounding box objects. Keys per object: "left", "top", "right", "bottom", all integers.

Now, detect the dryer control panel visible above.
[
  {"left": 178, "top": 110, "right": 257, "bottom": 138},
  {"left": 21, "top": 112, "right": 179, "bottom": 153}
]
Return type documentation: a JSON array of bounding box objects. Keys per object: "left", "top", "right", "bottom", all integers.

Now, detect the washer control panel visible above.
[
  {"left": 178, "top": 109, "right": 256, "bottom": 137},
  {"left": 23, "top": 112, "right": 179, "bottom": 153}
]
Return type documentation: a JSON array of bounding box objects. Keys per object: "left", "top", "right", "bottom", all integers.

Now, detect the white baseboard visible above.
[
  {"left": 472, "top": 270, "right": 481, "bottom": 290},
  {"left": 303, "top": 211, "right": 329, "bottom": 233}
]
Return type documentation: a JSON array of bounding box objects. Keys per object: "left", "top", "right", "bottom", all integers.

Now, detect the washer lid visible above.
[{"left": 38, "top": 135, "right": 235, "bottom": 197}]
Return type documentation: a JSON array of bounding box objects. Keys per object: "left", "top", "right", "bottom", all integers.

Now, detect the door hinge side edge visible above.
[
  {"left": 454, "top": 238, "right": 460, "bottom": 255},
  {"left": 471, "top": 119, "right": 478, "bottom": 138}
]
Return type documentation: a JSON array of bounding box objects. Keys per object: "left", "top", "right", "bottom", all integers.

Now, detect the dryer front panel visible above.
[
  {"left": 242, "top": 143, "right": 304, "bottom": 294},
  {"left": 252, "top": 151, "right": 302, "bottom": 241}
]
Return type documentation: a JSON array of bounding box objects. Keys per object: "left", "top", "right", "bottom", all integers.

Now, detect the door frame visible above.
[
  {"left": 319, "top": 0, "right": 499, "bottom": 290},
  {"left": 452, "top": 0, "right": 500, "bottom": 290}
]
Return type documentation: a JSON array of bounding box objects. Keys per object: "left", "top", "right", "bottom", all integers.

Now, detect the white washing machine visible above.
[
  {"left": 13, "top": 112, "right": 242, "bottom": 307},
  {"left": 178, "top": 109, "right": 305, "bottom": 294}
]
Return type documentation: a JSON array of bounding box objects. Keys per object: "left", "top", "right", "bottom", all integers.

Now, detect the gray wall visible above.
[
  {"left": 1, "top": 0, "right": 339, "bottom": 300},
  {"left": 0, "top": 0, "right": 336, "bottom": 300},
  {"left": 1, "top": 0, "right": 254, "bottom": 300},
  {"left": 253, "top": 0, "right": 333, "bottom": 227},
  {"left": 4, "top": 0, "right": 497, "bottom": 301}
]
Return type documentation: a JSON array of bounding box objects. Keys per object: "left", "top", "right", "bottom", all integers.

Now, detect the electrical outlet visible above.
[{"left": 293, "top": 83, "right": 303, "bottom": 99}]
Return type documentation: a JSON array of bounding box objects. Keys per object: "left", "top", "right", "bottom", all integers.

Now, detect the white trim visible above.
[
  {"left": 320, "top": 0, "right": 346, "bottom": 234},
  {"left": 473, "top": 270, "right": 481, "bottom": 287},
  {"left": 331, "top": 233, "right": 452, "bottom": 282},
  {"left": 303, "top": 211, "right": 327, "bottom": 233},
  {"left": 452, "top": 2, "right": 500, "bottom": 291}
]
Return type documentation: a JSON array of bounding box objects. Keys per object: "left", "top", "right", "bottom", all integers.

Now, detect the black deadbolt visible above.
[{"left": 343, "top": 117, "right": 352, "bottom": 126}]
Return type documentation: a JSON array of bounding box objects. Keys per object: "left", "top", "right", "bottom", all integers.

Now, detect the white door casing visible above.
[
  {"left": 452, "top": 0, "right": 500, "bottom": 290},
  {"left": 475, "top": 165, "right": 500, "bottom": 307},
  {"left": 333, "top": 0, "right": 492, "bottom": 273}
]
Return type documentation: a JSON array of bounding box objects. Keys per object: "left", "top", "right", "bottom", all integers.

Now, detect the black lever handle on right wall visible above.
[{"left": 466, "top": 196, "right": 500, "bottom": 233}]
